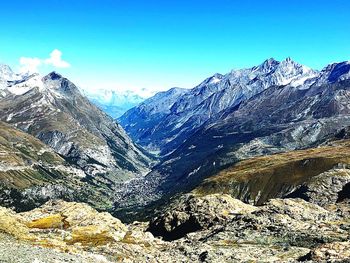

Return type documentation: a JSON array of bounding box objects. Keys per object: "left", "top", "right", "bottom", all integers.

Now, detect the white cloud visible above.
[
  {"left": 19, "top": 49, "right": 70, "bottom": 73},
  {"left": 19, "top": 57, "right": 42, "bottom": 73},
  {"left": 44, "top": 49, "right": 71, "bottom": 68}
]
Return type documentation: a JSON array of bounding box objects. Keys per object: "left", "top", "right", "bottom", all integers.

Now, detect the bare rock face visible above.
[
  {"left": 147, "top": 196, "right": 350, "bottom": 261},
  {"left": 308, "top": 242, "right": 350, "bottom": 262},
  {"left": 148, "top": 194, "right": 257, "bottom": 240},
  {"left": 287, "top": 168, "right": 350, "bottom": 207},
  {"left": 171, "top": 198, "right": 350, "bottom": 262}
]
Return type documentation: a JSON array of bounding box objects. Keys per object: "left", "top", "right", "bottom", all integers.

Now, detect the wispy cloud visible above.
[{"left": 19, "top": 49, "right": 71, "bottom": 73}]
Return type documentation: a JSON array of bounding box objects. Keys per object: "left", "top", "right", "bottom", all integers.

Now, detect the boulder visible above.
[
  {"left": 21, "top": 200, "right": 128, "bottom": 243},
  {"left": 148, "top": 194, "right": 257, "bottom": 240}
]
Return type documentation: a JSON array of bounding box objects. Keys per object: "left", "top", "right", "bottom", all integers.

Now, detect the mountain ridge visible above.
[
  {"left": 119, "top": 57, "right": 321, "bottom": 156},
  {"left": 0, "top": 68, "right": 154, "bottom": 211},
  {"left": 114, "top": 59, "right": 350, "bottom": 217}
]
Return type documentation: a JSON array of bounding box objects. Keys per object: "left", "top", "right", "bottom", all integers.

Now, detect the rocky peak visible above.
[
  {"left": 201, "top": 73, "right": 224, "bottom": 86},
  {"left": 256, "top": 57, "right": 280, "bottom": 73},
  {"left": 42, "top": 71, "right": 79, "bottom": 96},
  {"left": 0, "top": 64, "right": 15, "bottom": 80},
  {"left": 326, "top": 61, "right": 350, "bottom": 82},
  {"left": 313, "top": 61, "right": 350, "bottom": 86},
  {"left": 0, "top": 64, "right": 26, "bottom": 85},
  {"left": 43, "top": 71, "right": 63, "bottom": 81}
]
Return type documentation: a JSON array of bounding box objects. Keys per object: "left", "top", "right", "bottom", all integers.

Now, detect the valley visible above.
[{"left": 1, "top": 58, "right": 350, "bottom": 262}]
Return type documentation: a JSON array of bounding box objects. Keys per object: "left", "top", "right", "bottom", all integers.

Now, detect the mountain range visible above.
[
  {"left": 119, "top": 58, "right": 321, "bottom": 155},
  {"left": 1, "top": 58, "right": 350, "bottom": 261},
  {"left": 116, "top": 58, "right": 350, "bottom": 217},
  {"left": 1, "top": 58, "right": 350, "bottom": 218}
]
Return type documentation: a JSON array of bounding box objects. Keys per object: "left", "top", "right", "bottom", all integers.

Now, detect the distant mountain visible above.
[
  {"left": 120, "top": 58, "right": 318, "bottom": 156},
  {"left": 0, "top": 67, "right": 153, "bottom": 211},
  {"left": 119, "top": 87, "right": 190, "bottom": 153},
  {"left": 83, "top": 89, "right": 146, "bottom": 118},
  {"left": 114, "top": 59, "right": 350, "bottom": 216}
]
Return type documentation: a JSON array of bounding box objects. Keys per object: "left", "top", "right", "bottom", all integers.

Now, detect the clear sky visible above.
[{"left": 0, "top": 0, "right": 349, "bottom": 96}]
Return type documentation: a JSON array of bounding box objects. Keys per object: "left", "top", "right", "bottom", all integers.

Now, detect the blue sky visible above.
[{"left": 0, "top": 0, "right": 349, "bottom": 96}]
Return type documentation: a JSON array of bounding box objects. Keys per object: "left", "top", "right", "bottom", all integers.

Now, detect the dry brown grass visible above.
[{"left": 194, "top": 140, "right": 350, "bottom": 204}]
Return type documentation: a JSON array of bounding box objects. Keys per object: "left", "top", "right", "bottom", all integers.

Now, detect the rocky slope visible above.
[
  {"left": 119, "top": 87, "right": 189, "bottom": 154},
  {"left": 193, "top": 139, "right": 350, "bottom": 205},
  {"left": 1, "top": 186, "right": 349, "bottom": 262},
  {"left": 0, "top": 121, "right": 137, "bottom": 212},
  {"left": 0, "top": 69, "right": 152, "bottom": 180},
  {"left": 0, "top": 65, "right": 155, "bottom": 212}
]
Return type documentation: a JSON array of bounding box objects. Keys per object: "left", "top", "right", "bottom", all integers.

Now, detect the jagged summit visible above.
[
  {"left": 41, "top": 71, "right": 81, "bottom": 96},
  {"left": 43, "top": 71, "right": 63, "bottom": 81},
  {"left": 198, "top": 73, "right": 224, "bottom": 86},
  {"left": 257, "top": 57, "right": 279, "bottom": 71},
  {"left": 323, "top": 61, "right": 350, "bottom": 82}
]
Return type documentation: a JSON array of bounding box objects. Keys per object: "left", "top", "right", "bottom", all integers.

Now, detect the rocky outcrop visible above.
[
  {"left": 147, "top": 196, "right": 350, "bottom": 262},
  {"left": 0, "top": 195, "right": 350, "bottom": 262},
  {"left": 286, "top": 167, "right": 350, "bottom": 207},
  {"left": 0, "top": 200, "right": 183, "bottom": 262},
  {"left": 308, "top": 242, "right": 350, "bottom": 262},
  {"left": 148, "top": 194, "right": 257, "bottom": 240},
  {"left": 20, "top": 200, "right": 128, "bottom": 244}
]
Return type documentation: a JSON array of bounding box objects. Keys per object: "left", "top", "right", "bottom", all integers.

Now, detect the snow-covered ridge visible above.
[
  {"left": 0, "top": 64, "right": 44, "bottom": 95},
  {"left": 119, "top": 58, "right": 350, "bottom": 155},
  {"left": 0, "top": 68, "right": 77, "bottom": 98}
]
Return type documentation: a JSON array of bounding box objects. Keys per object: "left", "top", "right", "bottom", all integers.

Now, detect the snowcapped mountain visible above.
[
  {"left": 119, "top": 58, "right": 319, "bottom": 155},
  {"left": 0, "top": 64, "right": 22, "bottom": 81},
  {"left": 0, "top": 65, "right": 145, "bottom": 119},
  {"left": 0, "top": 69, "right": 153, "bottom": 208},
  {"left": 83, "top": 89, "right": 146, "bottom": 118}
]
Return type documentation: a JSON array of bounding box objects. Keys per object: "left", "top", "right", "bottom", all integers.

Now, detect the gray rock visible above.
[
  {"left": 148, "top": 194, "right": 257, "bottom": 240},
  {"left": 287, "top": 168, "right": 350, "bottom": 207}
]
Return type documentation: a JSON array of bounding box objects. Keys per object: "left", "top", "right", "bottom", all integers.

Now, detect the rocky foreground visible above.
[{"left": 0, "top": 191, "right": 349, "bottom": 262}]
